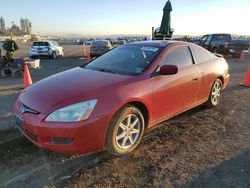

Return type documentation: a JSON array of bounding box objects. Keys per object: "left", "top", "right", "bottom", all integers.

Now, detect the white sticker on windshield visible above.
[{"left": 141, "top": 47, "right": 159, "bottom": 52}]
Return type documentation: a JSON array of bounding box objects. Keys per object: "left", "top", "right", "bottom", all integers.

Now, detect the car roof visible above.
[
  {"left": 93, "top": 40, "right": 109, "bottom": 42},
  {"left": 33, "top": 40, "right": 57, "bottom": 43},
  {"left": 125, "top": 40, "right": 189, "bottom": 48}
]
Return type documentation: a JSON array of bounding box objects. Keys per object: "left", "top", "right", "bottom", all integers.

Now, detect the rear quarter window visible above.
[{"left": 191, "top": 45, "right": 215, "bottom": 63}]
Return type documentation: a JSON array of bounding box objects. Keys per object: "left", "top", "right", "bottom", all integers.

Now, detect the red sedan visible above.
[{"left": 13, "top": 41, "right": 230, "bottom": 155}]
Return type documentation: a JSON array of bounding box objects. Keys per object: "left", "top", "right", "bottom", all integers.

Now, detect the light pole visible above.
[{"left": 10, "top": 21, "right": 14, "bottom": 40}]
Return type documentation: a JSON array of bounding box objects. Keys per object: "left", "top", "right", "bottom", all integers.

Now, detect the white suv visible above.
[{"left": 29, "top": 41, "right": 64, "bottom": 59}]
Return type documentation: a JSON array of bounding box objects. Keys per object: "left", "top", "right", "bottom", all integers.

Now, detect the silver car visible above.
[
  {"left": 90, "top": 40, "right": 112, "bottom": 58},
  {"left": 29, "top": 41, "right": 64, "bottom": 59}
]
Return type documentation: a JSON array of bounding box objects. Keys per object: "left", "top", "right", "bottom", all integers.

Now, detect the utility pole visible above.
[{"left": 10, "top": 21, "right": 14, "bottom": 40}]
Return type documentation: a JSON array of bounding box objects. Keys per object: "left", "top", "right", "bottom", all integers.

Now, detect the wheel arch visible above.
[
  {"left": 217, "top": 75, "right": 224, "bottom": 86},
  {"left": 126, "top": 101, "right": 149, "bottom": 128}
]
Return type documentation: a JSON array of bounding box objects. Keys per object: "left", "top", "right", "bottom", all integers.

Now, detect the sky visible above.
[{"left": 0, "top": 0, "right": 250, "bottom": 36}]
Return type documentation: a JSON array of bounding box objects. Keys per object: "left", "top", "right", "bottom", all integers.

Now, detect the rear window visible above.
[
  {"left": 213, "top": 34, "right": 231, "bottom": 41},
  {"left": 92, "top": 41, "right": 108, "bottom": 45},
  {"left": 191, "top": 45, "right": 215, "bottom": 63},
  {"left": 32, "top": 42, "right": 49, "bottom": 46}
]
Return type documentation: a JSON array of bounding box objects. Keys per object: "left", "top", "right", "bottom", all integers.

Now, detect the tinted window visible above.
[
  {"left": 201, "top": 35, "right": 208, "bottom": 45},
  {"left": 85, "top": 45, "right": 162, "bottom": 76},
  {"left": 191, "top": 45, "right": 215, "bottom": 63},
  {"left": 32, "top": 42, "right": 49, "bottom": 46},
  {"left": 161, "top": 47, "right": 193, "bottom": 68},
  {"left": 205, "top": 35, "right": 212, "bottom": 45},
  {"left": 213, "top": 34, "right": 231, "bottom": 41},
  {"left": 92, "top": 41, "right": 108, "bottom": 45}
]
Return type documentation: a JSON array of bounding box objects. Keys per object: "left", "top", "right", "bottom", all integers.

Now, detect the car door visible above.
[{"left": 151, "top": 46, "right": 201, "bottom": 124}]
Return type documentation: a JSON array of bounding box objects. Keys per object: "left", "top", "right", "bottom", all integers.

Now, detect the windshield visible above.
[{"left": 85, "top": 45, "right": 162, "bottom": 76}]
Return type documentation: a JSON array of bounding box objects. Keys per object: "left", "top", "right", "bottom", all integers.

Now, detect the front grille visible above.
[{"left": 20, "top": 103, "right": 39, "bottom": 114}]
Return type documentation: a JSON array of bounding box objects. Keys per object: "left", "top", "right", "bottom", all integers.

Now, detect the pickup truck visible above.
[{"left": 198, "top": 34, "right": 250, "bottom": 57}]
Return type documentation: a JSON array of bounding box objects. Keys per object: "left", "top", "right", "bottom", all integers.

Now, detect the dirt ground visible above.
[{"left": 0, "top": 43, "right": 250, "bottom": 188}]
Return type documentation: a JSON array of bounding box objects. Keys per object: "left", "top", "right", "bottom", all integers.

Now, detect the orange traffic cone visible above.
[
  {"left": 240, "top": 65, "right": 250, "bottom": 87},
  {"left": 23, "top": 64, "right": 33, "bottom": 88},
  {"left": 239, "top": 51, "right": 245, "bottom": 62}
]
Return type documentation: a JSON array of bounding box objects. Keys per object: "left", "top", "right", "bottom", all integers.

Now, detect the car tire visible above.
[
  {"left": 206, "top": 79, "right": 223, "bottom": 107},
  {"left": 106, "top": 105, "right": 145, "bottom": 156},
  {"left": 51, "top": 51, "right": 57, "bottom": 59}
]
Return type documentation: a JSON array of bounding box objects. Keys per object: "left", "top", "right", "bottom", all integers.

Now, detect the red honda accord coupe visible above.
[{"left": 13, "top": 41, "right": 229, "bottom": 155}]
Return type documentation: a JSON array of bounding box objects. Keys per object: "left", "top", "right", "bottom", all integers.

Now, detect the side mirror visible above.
[{"left": 159, "top": 65, "right": 178, "bottom": 75}]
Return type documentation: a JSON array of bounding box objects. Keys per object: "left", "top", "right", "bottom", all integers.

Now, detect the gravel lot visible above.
[{"left": 0, "top": 43, "right": 250, "bottom": 188}]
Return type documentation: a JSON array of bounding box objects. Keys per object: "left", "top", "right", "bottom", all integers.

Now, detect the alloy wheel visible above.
[
  {"left": 115, "top": 114, "right": 141, "bottom": 149},
  {"left": 211, "top": 80, "right": 222, "bottom": 105}
]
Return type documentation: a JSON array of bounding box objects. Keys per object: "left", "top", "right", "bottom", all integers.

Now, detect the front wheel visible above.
[
  {"left": 206, "top": 79, "right": 223, "bottom": 107},
  {"left": 106, "top": 105, "right": 145, "bottom": 156}
]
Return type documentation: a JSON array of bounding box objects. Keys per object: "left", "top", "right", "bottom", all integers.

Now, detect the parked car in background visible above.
[
  {"left": 90, "top": 40, "right": 112, "bottom": 58},
  {"left": 199, "top": 34, "right": 232, "bottom": 54},
  {"left": 14, "top": 41, "right": 229, "bottom": 156},
  {"left": 117, "top": 39, "right": 126, "bottom": 45},
  {"left": 226, "top": 39, "right": 250, "bottom": 58},
  {"left": 198, "top": 34, "right": 249, "bottom": 57},
  {"left": 85, "top": 38, "right": 95, "bottom": 45},
  {"left": 29, "top": 41, "right": 64, "bottom": 59}
]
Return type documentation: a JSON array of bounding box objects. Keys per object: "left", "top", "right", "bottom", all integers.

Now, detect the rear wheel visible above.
[
  {"left": 106, "top": 105, "right": 145, "bottom": 156},
  {"left": 51, "top": 51, "right": 57, "bottom": 59},
  {"left": 206, "top": 79, "right": 223, "bottom": 107}
]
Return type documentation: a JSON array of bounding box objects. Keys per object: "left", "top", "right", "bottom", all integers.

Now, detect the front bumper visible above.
[
  {"left": 223, "top": 74, "right": 230, "bottom": 89},
  {"left": 13, "top": 100, "right": 110, "bottom": 154}
]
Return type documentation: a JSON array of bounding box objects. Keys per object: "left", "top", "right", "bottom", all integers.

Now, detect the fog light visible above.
[{"left": 51, "top": 137, "right": 73, "bottom": 144}]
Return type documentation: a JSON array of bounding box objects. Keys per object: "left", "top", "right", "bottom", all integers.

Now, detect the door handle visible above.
[{"left": 192, "top": 77, "right": 199, "bottom": 81}]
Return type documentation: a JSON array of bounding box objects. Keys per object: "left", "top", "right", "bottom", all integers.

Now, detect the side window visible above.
[
  {"left": 161, "top": 47, "right": 193, "bottom": 68},
  {"left": 201, "top": 35, "right": 208, "bottom": 45},
  {"left": 191, "top": 45, "right": 215, "bottom": 63},
  {"left": 205, "top": 35, "right": 212, "bottom": 45}
]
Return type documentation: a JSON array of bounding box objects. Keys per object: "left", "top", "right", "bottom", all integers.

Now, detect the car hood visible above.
[{"left": 20, "top": 68, "right": 133, "bottom": 114}]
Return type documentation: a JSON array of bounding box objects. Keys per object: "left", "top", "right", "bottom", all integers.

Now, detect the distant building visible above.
[
  {"left": 20, "top": 17, "right": 32, "bottom": 34},
  {"left": 0, "top": 16, "right": 6, "bottom": 32}
]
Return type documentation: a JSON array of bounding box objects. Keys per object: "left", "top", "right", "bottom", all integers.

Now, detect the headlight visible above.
[{"left": 45, "top": 100, "right": 97, "bottom": 122}]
